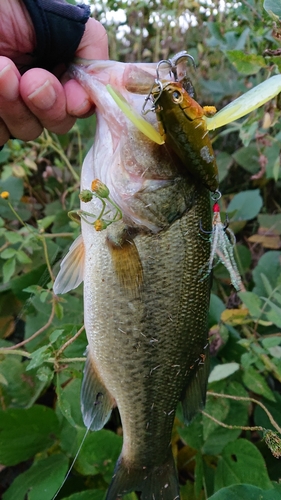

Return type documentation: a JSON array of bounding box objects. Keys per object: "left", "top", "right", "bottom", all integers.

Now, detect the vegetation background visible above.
[{"left": 0, "top": 0, "right": 281, "bottom": 498}]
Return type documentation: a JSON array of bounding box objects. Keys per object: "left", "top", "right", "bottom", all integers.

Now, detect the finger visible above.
[
  {"left": 76, "top": 18, "right": 109, "bottom": 60},
  {"left": 63, "top": 79, "right": 94, "bottom": 117},
  {"left": 0, "top": 57, "right": 43, "bottom": 141},
  {"left": 20, "top": 68, "right": 76, "bottom": 134}
]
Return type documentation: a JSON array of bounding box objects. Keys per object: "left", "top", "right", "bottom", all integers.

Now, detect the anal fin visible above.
[
  {"left": 81, "top": 349, "right": 115, "bottom": 431},
  {"left": 181, "top": 345, "right": 210, "bottom": 424},
  {"left": 53, "top": 234, "right": 85, "bottom": 294}
]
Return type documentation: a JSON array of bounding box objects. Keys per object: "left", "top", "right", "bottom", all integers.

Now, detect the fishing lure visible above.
[
  {"left": 146, "top": 79, "right": 219, "bottom": 191},
  {"left": 201, "top": 192, "right": 243, "bottom": 291}
]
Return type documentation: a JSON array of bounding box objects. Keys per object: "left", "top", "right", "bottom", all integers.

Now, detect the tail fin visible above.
[{"left": 106, "top": 449, "right": 180, "bottom": 500}]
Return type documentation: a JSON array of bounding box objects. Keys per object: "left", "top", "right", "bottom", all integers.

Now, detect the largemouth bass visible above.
[{"left": 54, "top": 58, "right": 212, "bottom": 500}]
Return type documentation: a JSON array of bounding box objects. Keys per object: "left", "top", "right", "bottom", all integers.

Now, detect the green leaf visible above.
[
  {"left": 264, "top": 0, "right": 281, "bottom": 20},
  {"left": 4, "top": 231, "right": 23, "bottom": 244},
  {"left": 235, "top": 244, "right": 251, "bottom": 276},
  {"left": 26, "top": 345, "right": 52, "bottom": 371},
  {"left": 209, "top": 362, "right": 240, "bottom": 383},
  {"left": 226, "top": 50, "right": 267, "bottom": 75},
  {"left": 216, "top": 151, "right": 233, "bottom": 182},
  {"left": 15, "top": 249, "right": 32, "bottom": 264},
  {"left": 0, "top": 406, "right": 59, "bottom": 465},
  {"left": 258, "top": 213, "right": 281, "bottom": 235},
  {"left": 238, "top": 291, "right": 262, "bottom": 319},
  {"left": 268, "top": 345, "right": 281, "bottom": 358},
  {"left": 260, "top": 273, "right": 274, "bottom": 296},
  {"left": 232, "top": 145, "right": 260, "bottom": 174},
  {"left": 0, "top": 372, "right": 8, "bottom": 385},
  {"left": 273, "top": 156, "right": 280, "bottom": 182},
  {"left": 240, "top": 351, "right": 258, "bottom": 370},
  {"left": 49, "top": 328, "right": 64, "bottom": 343},
  {"left": 75, "top": 430, "right": 122, "bottom": 482},
  {"left": 11, "top": 264, "right": 47, "bottom": 301},
  {"left": 1, "top": 247, "right": 17, "bottom": 259},
  {"left": 2, "top": 257, "right": 16, "bottom": 283},
  {"left": 0, "top": 356, "right": 48, "bottom": 408},
  {"left": 264, "top": 299, "right": 281, "bottom": 328},
  {"left": 262, "top": 337, "right": 281, "bottom": 349},
  {"left": 177, "top": 412, "right": 204, "bottom": 451},
  {"left": 214, "top": 439, "right": 273, "bottom": 491},
  {"left": 254, "top": 392, "right": 281, "bottom": 432},
  {"left": 62, "top": 491, "right": 105, "bottom": 500},
  {"left": 253, "top": 251, "right": 281, "bottom": 297},
  {"left": 37, "top": 215, "right": 56, "bottom": 230},
  {"left": 0, "top": 176, "right": 24, "bottom": 202},
  {"left": 203, "top": 382, "right": 249, "bottom": 455},
  {"left": 209, "top": 293, "right": 225, "bottom": 326},
  {"left": 194, "top": 452, "right": 204, "bottom": 498},
  {"left": 228, "top": 190, "right": 263, "bottom": 221},
  {"left": 2, "top": 454, "right": 69, "bottom": 500},
  {"left": 203, "top": 395, "right": 230, "bottom": 441},
  {"left": 242, "top": 366, "right": 276, "bottom": 401},
  {"left": 56, "top": 376, "right": 83, "bottom": 428},
  {"left": 209, "top": 484, "right": 280, "bottom": 500}
]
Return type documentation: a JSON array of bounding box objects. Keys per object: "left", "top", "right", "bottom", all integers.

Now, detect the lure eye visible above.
[{"left": 172, "top": 90, "right": 183, "bottom": 103}]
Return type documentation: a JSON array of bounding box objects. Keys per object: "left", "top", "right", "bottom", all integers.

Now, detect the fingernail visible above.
[
  {"left": 71, "top": 99, "right": 91, "bottom": 116},
  {"left": 0, "top": 64, "right": 19, "bottom": 101},
  {"left": 28, "top": 80, "right": 56, "bottom": 110}
]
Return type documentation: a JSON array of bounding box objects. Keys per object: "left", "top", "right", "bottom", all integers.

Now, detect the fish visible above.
[{"left": 54, "top": 57, "right": 212, "bottom": 500}]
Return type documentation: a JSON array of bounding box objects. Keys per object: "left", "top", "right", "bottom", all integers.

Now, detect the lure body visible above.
[
  {"left": 54, "top": 58, "right": 212, "bottom": 500},
  {"left": 152, "top": 81, "right": 219, "bottom": 192}
]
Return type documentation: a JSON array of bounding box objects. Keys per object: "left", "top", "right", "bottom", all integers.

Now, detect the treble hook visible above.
[
  {"left": 142, "top": 80, "right": 164, "bottom": 115},
  {"left": 156, "top": 51, "right": 196, "bottom": 82},
  {"left": 170, "top": 51, "right": 196, "bottom": 72},
  {"left": 142, "top": 51, "right": 196, "bottom": 114}
]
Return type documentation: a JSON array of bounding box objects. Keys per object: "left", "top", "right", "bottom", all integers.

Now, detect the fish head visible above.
[{"left": 71, "top": 60, "right": 198, "bottom": 232}]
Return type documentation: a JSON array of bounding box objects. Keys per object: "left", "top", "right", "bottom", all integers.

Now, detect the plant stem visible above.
[
  {"left": 207, "top": 391, "right": 281, "bottom": 434},
  {"left": 55, "top": 325, "right": 85, "bottom": 359},
  {"left": 201, "top": 410, "right": 263, "bottom": 432},
  {"left": 2, "top": 298, "right": 56, "bottom": 350}
]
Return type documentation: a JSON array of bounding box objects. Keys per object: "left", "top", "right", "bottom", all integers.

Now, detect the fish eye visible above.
[{"left": 172, "top": 90, "right": 183, "bottom": 103}]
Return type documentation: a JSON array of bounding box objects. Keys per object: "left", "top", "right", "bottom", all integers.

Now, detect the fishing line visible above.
[{"left": 52, "top": 420, "right": 92, "bottom": 500}]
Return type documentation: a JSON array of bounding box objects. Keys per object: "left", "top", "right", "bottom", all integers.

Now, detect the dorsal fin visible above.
[{"left": 53, "top": 234, "right": 85, "bottom": 295}]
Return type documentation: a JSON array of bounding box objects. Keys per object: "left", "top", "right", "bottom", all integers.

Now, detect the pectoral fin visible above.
[
  {"left": 53, "top": 234, "right": 85, "bottom": 294},
  {"left": 81, "top": 350, "right": 115, "bottom": 431},
  {"left": 181, "top": 345, "right": 210, "bottom": 424},
  {"left": 106, "top": 223, "right": 143, "bottom": 297}
]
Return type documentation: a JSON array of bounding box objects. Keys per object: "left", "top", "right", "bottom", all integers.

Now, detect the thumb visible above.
[{"left": 75, "top": 18, "right": 108, "bottom": 61}]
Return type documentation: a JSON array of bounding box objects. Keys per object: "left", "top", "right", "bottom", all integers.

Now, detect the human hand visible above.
[{"left": 0, "top": 0, "right": 108, "bottom": 145}]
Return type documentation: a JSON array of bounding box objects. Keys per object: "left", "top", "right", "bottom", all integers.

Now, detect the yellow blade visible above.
[
  {"left": 205, "top": 75, "right": 281, "bottom": 130},
  {"left": 106, "top": 84, "right": 164, "bottom": 145}
]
